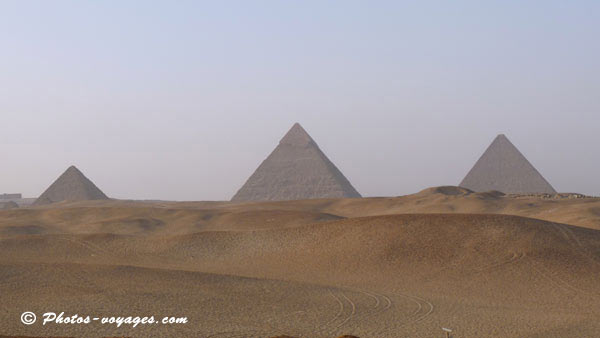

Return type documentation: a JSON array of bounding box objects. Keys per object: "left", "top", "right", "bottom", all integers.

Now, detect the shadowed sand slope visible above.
[{"left": 1, "top": 211, "right": 600, "bottom": 337}]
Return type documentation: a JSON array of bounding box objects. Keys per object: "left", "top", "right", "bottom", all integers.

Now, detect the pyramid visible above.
[
  {"left": 232, "top": 123, "right": 361, "bottom": 201},
  {"left": 460, "top": 134, "right": 556, "bottom": 194},
  {"left": 33, "top": 166, "right": 109, "bottom": 205}
]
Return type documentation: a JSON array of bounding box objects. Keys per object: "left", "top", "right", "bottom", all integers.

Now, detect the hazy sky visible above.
[{"left": 1, "top": 1, "right": 599, "bottom": 200}]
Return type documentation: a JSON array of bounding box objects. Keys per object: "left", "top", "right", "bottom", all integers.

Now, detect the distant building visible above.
[
  {"left": 0, "top": 201, "right": 19, "bottom": 210},
  {"left": 0, "top": 193, "right": 22, "bottom": 200}
]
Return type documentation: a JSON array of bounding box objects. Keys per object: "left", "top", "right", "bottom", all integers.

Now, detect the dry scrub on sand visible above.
[{"left": 1, "top": 187, "right": 600, "bottom": 337}]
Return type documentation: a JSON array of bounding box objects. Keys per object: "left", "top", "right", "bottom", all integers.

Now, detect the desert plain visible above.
[{"left": 1, "top": 187, "right": 600, "bottom": 337}]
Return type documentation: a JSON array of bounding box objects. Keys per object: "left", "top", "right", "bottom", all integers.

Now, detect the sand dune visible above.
[
  {"left": 2, "top": 186, "right": 599, "bottom": 236},
  {"left": 0, "top": 206, "right": 342, "bottom": 236},
  {"left": 224, "top": 186, "right": 600, "bottom": 230},
  {"left": 1, "top": 187, "right": 600, "bottom": 337}
]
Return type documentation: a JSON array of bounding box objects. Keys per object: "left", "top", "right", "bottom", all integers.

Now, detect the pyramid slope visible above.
[
  {"left": 34, "top": 166, "right": 109, "bottom": 206},
  {"left": 232, "top": 123, "right": 361, "bottom": 201},
  {"left": 460, "top": 134, "right": 556, "bottom": 194}
]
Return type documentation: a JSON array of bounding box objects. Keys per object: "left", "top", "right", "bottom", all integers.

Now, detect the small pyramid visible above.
[
  {"left": 33, "top": 166, "right": 109, "bottom": 205},
  {"left": 460, "top": 134, "right": 556, "bottom": 194},
  {"left": 232, "top": 123, "right": 361, "bottom": 201}
]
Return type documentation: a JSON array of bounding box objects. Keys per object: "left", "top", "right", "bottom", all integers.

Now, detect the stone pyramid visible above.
[
  {"left": 34, "top": 165, "right": 109, "bottom": 205},
  {"left": 232, "top": 123, "right": 361, "bottom": 201},
  {"left": 460, "top": 134, "right": 556, "bottom": 194}
]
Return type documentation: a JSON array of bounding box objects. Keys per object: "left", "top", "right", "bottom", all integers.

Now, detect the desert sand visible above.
[{"left": 1, "top": 187, "right": 600, "bottom": 337}]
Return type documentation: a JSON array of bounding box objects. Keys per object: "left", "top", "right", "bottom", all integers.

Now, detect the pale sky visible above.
[{"left": 1, "top": 1, "right": 599, "bottom": 200}]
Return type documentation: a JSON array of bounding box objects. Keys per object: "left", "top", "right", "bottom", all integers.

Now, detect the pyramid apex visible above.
[
  {"left": 289, "top": 122, "right": 305, "bottom": 133},
  {"left": 64, "top": 165, "right": 85, "bottom": 176},
  {"left": 491, "top": 134, "right": 513, "bottom": 146},
  {"left": 279, "top": 122, "right": 314, "bottom": 146}
]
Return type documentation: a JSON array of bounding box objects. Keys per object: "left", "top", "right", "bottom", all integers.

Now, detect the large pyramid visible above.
[
  {"left": 460, "top": 134, "right": 556, "bottom": 194},
  {"left": 232, "top": 123, "right": 361, "bottom": 201},
  {"left": 34, "top": 166, "right": 109, "bottom": 206}
]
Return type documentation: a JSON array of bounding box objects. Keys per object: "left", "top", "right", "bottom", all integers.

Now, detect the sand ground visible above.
[{"left": 1, "top": 187, "right": 600, "bottom": 337}]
